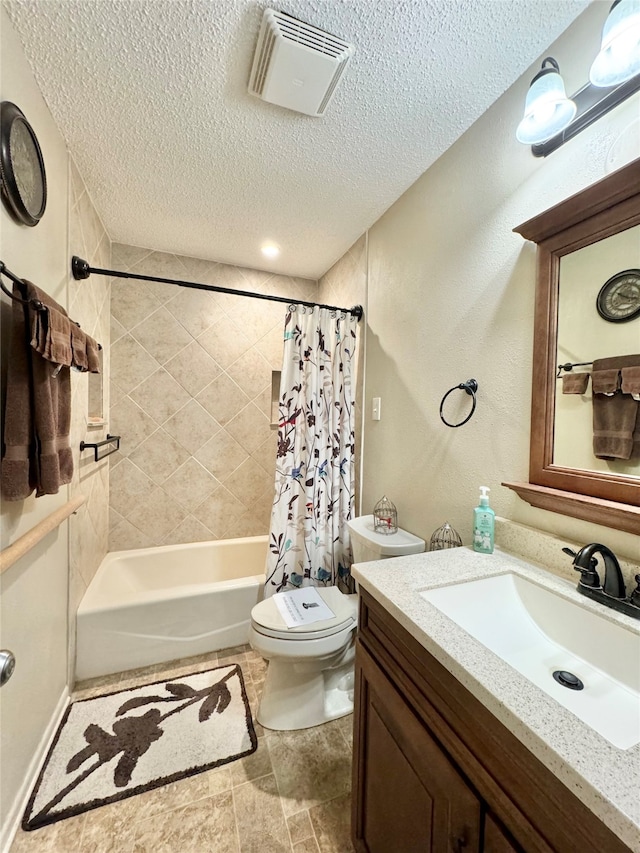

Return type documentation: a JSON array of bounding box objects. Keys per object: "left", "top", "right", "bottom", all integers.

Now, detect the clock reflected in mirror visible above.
[{"left": 596, "top": 269, "right": 640, "bottom": 323}]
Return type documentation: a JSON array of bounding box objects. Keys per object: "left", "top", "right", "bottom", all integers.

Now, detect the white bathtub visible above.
[{"left": 76, "top": 536, "right": 267, "bottom": 681}]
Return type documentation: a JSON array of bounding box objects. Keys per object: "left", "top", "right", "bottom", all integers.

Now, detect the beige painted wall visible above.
[
  {"left": 361, "top": 4, "right": 640, "bottom": 562},
  {"left": 0, "top": 10, "right": 111, "bottom": 843},
  {"left": 108, "top": 244, "right": 317, "bottom": 549}
]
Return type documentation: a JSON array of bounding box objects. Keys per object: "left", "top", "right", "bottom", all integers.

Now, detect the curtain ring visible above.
[{"left": 439, "top": 379, "right": 478, "bottom": 428}]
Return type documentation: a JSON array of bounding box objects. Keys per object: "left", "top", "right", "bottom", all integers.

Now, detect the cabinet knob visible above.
[{"left": 453, "top": 830, "right": 469, "bottom": 851}]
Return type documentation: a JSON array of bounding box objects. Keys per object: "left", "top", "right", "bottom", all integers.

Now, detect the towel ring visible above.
[{"left": 439, "top": 379, "right": 478, "bottom": 428}]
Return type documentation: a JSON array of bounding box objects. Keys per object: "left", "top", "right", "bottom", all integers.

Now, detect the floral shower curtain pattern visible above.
[{"left": 265, "top": 304, "right": 358, "bottom": 597}]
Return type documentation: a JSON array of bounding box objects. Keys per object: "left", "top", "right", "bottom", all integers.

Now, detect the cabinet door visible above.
[
  {"left": 483, "top": 814, "right": 522, "bottom": 853},
  {"left": 353, "top": 644, "right": 482, "bottom": 853}
]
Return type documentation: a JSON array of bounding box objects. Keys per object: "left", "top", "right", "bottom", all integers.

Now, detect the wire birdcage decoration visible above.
[
  {"left": 373, "top": 495, "right": 398, "bottom": 535},
  {"left": 429, "top": 521, "right": 463, "bottom": 551}
]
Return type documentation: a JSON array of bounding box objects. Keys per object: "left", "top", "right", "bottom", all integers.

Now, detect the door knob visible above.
[{"left": 0, "top": 650, "right": 16, "bottom": 686}]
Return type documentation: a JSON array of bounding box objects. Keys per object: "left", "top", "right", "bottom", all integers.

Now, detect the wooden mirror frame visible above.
[{"left": 504, "top": 158, "right": 640, "bottom": 536}]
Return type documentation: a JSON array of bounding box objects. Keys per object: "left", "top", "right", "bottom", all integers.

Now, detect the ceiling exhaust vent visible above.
[{"left": 248, "top": 9, "right": 354, "bottom": 117}]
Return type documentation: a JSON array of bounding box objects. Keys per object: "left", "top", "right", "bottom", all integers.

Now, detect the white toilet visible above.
[{"left": 249, "top": 516, "right": 425, "bottom": 731}]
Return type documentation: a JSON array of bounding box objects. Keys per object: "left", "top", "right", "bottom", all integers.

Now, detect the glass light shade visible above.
[
  {"left": 590, "top": 0, "right": 640, "bottom": 87},
  {"left": 516, "top": 65, "right": 577, "bottom": 145}
]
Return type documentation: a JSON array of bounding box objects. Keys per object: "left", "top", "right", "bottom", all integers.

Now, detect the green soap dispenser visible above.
[{"left": 473, "top": 486, "right": 495, "bottom": 554}]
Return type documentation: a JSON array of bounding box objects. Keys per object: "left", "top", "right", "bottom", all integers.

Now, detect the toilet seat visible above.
[{"left": 251, "top": 587, "right": 357, "bottom": 640}]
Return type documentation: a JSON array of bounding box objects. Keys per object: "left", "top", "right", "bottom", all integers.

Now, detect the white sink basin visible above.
[{"left": 420, "top": 572, "right": 640, "bottom": 750}]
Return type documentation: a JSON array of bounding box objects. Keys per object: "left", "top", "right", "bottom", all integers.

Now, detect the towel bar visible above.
[{"left": 80, "top": 434, "right": 120, "bottom": 461}]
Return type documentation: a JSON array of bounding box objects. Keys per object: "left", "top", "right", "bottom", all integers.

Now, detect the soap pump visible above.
[{"left": 473, "top": 486, "right": 495, "bottom": 554}]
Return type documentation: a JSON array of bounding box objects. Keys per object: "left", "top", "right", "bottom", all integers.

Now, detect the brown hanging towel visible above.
[
  {"left": 1, "top": 280, "right": 100, "bottom": 500},
  {"left": 561, "top": 372, "right": 590, "bottom": 394},
  {"left": 591, "top": 354, "right": 640, "bottom": 460}
]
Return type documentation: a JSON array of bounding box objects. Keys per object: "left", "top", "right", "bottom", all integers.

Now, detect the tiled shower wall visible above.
[
  {"left": 108, "top": 244, "right": 317, "bottom": 550},
  {"left": 67, "top": 158, "right": 111, "bottom": 680}
]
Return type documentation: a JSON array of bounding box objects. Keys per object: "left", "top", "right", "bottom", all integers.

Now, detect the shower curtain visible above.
[{"left": 264, "top": 304, "right": 358, "bottom": 597}]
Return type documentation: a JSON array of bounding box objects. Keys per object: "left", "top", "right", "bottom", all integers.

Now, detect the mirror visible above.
[
  {"left": 505, "top": 158, "right": 640, "bottom": 535},
  {"left": 555, "top": 224, "right": 640, "bottom": 476}
]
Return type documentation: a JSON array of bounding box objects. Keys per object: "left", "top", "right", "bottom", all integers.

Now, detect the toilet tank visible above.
[{"left": 347, "top": 515, "right": 426, "bottom": 563}]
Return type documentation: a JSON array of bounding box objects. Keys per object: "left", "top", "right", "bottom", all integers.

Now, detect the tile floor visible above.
[{"left": 10, "top": 646, "right": 355, "bottom": 853}]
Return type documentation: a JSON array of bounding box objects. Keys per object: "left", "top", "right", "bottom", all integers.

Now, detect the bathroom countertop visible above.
[{"left": 351, "top": 546, "right": 640, "bottom": 852}]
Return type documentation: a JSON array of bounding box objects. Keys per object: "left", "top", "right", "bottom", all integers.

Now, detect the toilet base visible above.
[{"left": 256, "top": 648, "right": 355, "bottom": 731}]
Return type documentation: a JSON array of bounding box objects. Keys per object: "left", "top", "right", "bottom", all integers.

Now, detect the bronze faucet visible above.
[{"left": 562, "top": 543, "right": 640, "bottom": 621}]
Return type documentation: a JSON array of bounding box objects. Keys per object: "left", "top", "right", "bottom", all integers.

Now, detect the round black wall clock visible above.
[
  {"left": 596, "top": 269, "right": 640, "bottom": 323},
  {"left": 0, "top": 101, "right": 47, "bottom": 227}
]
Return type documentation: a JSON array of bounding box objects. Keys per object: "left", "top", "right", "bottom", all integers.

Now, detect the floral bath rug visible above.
[{"left": 23, "top": 663, "right": 257, "bottom": 831}]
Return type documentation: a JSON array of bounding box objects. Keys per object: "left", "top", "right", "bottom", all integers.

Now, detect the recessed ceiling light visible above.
[{"left": 261, "top": 242, "right": 280, "bottom": 259}]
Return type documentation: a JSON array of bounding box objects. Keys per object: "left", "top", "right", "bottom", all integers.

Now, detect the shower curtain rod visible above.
[{"left": 71, "top": 257, "right": 364, "bottom": 320}]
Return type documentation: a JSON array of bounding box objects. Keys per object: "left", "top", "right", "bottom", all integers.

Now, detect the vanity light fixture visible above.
[
  {"left": 261, "top": 242, "right": 280, "bottom": 259},
  {"left": 590, "top": 0, "right": 640, "bottom": 87},
  {"left": 516, "top": 58, "right": 576, "bottom": 145},
  {"left": 518, "top": 1, "right": 640, "bottom": 156}
]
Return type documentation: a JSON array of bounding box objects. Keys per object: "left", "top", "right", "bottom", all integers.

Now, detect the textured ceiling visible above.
[{"left": 5, "top": 0, "right": 589, "bottom": 278}]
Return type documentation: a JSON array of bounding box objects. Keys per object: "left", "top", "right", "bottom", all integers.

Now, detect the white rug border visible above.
[{"left": 22, "top": 663, "right": 257, "bottom": 832}]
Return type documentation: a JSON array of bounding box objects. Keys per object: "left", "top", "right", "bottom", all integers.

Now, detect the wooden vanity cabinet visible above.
[{"left": 352, "top": 590, "right": 630, "bottom": 853}]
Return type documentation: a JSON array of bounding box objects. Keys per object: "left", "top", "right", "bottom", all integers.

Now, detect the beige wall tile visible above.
[
  {"left": 193, "top": 487, "right": 247, "bottom": 538},
  {"left": 164, "top": 401, "right": 220, "bottom": 455},
  {"left": 111, "top": 280, "right": 160, "bottom": 331},
  {"left": 164, "top": 459, "right": 220, "bottom": 513},
  {"left": 110, "top": 245, "right": 316, "bottom": 550},
  {"left": 177, "top": 257, "right": 221, "bottom": 285},
  {"left": 129, "top": 369, "right": 191, "bottom": 425},
  {"left": 111, "top": 315, "right": 127, "bottom": 345},
  {"left": 252, "top": 433, "right": 278, "bottom": 478},
  {"left": 224, "top": 460, "right": 272, "bottom": 510},
  {"left": 165, "top": 341, "right": 221, "bottom": 397},
  {"left": 226, "top": 404, "right": 271, "bottom": 455},
  {"left": 111, "top": 243, "right": 152, "bottom": 270},
  {"left": 161, "top": 515, "right": 214, "bottom": 546},
  {"left": 198, "top": 318, "right": 252, "bottom": 369},
  {"left": 131, "top": 306, "right": 192, "bottom": 365},
  {"left": 109, "top": 458, "right": 155, "bottom": 517},
  {"left": 255, "top": 325, "right": 285, "bottom": 370},
  {"left": 110, "top": 395, "right": 159, "bottom": 456},
  {"left": 197, "top": 374, "right": 250, "bottom": 426},
  {"left": 67, "top": 158, "right": 112, "bottom": 686},
  {"left": 195, "top": 431, "right": 246, "bottom": 482},
  {"left": 130, "top": 250, "right": 187, "bottom": 282},
  {"left": 128, "top": 486, "right": 187, "bottom": 541},
  {"left": 165, "top": 288, "right": 226, "bottom": 338},
  {"left": 129, "top": 429, "right": 190, "bottom": 485},
  {"left": 227, "top": 348, "right": 273, "bottom": 400},
  {"left": 111, "top": 334, "right": 159, "bottom": 395},
  {"left": 109, "top": 518, "right": 154, "bottom": 551}
]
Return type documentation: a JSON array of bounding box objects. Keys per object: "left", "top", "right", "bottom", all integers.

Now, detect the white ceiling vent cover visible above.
[{"left": 249, "top": 9, "right": 354, "bottom": 117}]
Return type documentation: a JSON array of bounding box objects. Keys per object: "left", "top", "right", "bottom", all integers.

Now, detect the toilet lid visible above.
[{"left": 252, "top": 587, "right": 357, "bottom": 639}]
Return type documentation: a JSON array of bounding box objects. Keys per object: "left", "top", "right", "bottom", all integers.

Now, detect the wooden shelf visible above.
[{"left": 502, "top": 481, "right": 640, "bottom": 535}]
